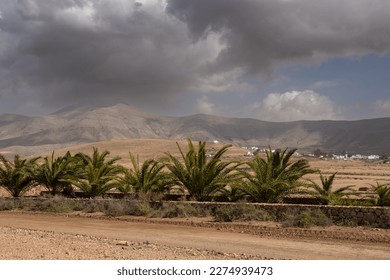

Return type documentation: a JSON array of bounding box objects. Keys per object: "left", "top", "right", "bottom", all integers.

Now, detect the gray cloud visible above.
[
  {"left": 167, "top": 0, "right": 390, "bottom": 75},
  {"left": 1, "top": 0, "right": 390, "bottom": 114},
  {"left": 0, "top": 0, "right": 217, "bottom": 111}
]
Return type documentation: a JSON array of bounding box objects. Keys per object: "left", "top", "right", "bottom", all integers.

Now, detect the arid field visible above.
[
  {"left": 40, "top": 138, "right": 390, "bottom": 192},
  {"left": 1, "top": 139, "right": 390, "bottom": 260}
]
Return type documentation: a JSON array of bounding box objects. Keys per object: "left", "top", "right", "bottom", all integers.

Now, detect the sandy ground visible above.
[{"left": 1, "top": 211, "right": 390, "bottom": 260}]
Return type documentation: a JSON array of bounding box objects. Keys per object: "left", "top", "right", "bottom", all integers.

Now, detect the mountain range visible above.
[{"left": 0, "top": 103, "right": 389, "bottom": 156}]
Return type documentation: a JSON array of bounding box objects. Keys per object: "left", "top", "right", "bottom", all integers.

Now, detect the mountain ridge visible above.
[{"left": 1, "top": 103, "right": 389, "bottom": 155}]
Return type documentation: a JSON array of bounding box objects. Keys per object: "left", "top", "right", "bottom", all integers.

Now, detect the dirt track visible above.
[{"left": 1, "top": 212, "right": 390, "bottom": 260}]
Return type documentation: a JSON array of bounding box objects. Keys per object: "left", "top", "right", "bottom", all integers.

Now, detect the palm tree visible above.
[
  {"left": 0, "top": 154, "right": 38, "bottom": 197},
  {"left": 163, "top": 139, "right": 241, "bottom": 201},
  {"left": 237, "top": 147, "right": 316, "bottom": 203},
  {"left": 72, "top": 148, "right": 124, "bottom": 197},
  {"left": 31, "top": 151, "right": 77, "bottom": 195},
  {"left": 116, "top": 152, "right": 175, "bottom": 194},
  {"left": 306, "top": 172, "right": 355, "bottom": 205},
  {"left": 371, "top": 182, "right": 390, "bottom": 206}
]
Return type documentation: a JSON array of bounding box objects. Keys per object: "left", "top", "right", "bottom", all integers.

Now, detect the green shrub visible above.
[
  {"left": 9, "top": 196, "right": 81, "bottom": 213},
  {"left": 39, "top": 196, "right": 80, "bottom": 213},
  {"left": 101, "top": 200, "right": 140, "bottom": 217},
  {"left": 136, "top": 192, "right": 164, "bottom": 203},
  {"left": 117, "top": 153, "right": 176, "bottom": 194},
  {"left": 342, "top": 198, "right": 375, "bottom": 206},
  {"left": 163, "top": 139, "right": 241, "bottom": 201},
  {"left": 281, "top": 209, "right": 332, "bottom": 228},
  {"left": 83, "top": 200, "right": 105, "bottom": 213},
  {"left": 71, "top": 148, "right": 124, "bottom": 197},
  {"left": 0, "top": 199, "right": 16, "bottom": 211},
  {"left": 371, "top": 182, "right": 390, "bottom": 206},
  {"left": 159, "top": 202, "right": 198, "bottom": 218},
  {"left": 237, "top": 148, "right": 316, "bottom": 203},
  {"left": 136, "top": 201, "right": 156, "bottom": 217},
  {"left": 44, "top": 202, "right": 74, "bottom": 213},
  {"left": 306, "top": 173, "right": 356, "bottom": 205},
  {"left": 212, "top": 205, "right": 236, "bottom": 222},
  {"left": 212, "top": 204, "right": 272, "bottom": 222},
  {"left": 12, "top": 198, "right": 35, "bottom": 211}
]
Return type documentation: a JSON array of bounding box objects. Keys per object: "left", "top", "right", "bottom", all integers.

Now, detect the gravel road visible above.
[{"left": 1, "top": 212, "right": 389, "bottom": 260}]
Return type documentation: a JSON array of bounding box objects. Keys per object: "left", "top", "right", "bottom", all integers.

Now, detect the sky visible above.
[{"left": 1, "top": 0, "right": 390, "bottom": 121}]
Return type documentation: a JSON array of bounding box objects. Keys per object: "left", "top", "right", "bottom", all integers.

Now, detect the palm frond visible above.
[
  {"left": 116, "top": 152, "right": 175, "bottom": 194},
  {"left": 306, "top": 172, "right": 355, "bottom": 204},
  {"left": 163, "top": 139, "right": 240, "bottom": 201},
  {"left": 371, "top": 182, "right": 390, "bottom": 206},
  {"left": 71, "top": 148, "right": 123, "bottom": 197},
  {"left": 237, "top": 147, "right": 316, "bottom": 202},
  {"left": 0, "top": 154, "right": 39, "bottom": 197}
]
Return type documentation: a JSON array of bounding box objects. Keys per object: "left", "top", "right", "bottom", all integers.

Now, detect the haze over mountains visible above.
[{"left": 0, "top": 103, "right": 389, "bottom": 156}]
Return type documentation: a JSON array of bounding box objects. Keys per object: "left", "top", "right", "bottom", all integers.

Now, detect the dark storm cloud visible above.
[
  {"left": 0, "top": 0, "right": 214, "bottom": 109},
  {"left": 1, "top": 0, "right": 390, "bottom": 112},
  {"left": 167, "top": 0, "right": 390, "bottom": 75}
]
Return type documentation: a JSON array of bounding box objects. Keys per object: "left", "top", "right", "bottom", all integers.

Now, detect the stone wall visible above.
[
  {"left": 2, "top": 197, "right": 389, "bottom": 228},
  {"left": 178, "top": 201, "right": 390, "bottom": 228}
]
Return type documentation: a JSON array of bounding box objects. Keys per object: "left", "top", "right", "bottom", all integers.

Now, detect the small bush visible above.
[
  {"left": 136, "top": 201, "right": 156, "bottom": 217},
  {"left": 137, "top": 192, "right": 165, "bottom": 202},
  {"left": 344, "top": 199, "right": 375, "bottom": 207},
  {"left": 45, "top": 203, "right": 74, "bottom": 213},
  {"left": 281, "top": 209, "right": 332, "bottom": 228},
  {"left": 212, "top": 204, "right": 272, "bottom": 222},
  {"left": 9, "top": 196, "right": 82, "bottom": 213},
  {"left": 372, "top": 183, "right": 390, "bottom": 206},
  {"left": 159, "top": 202, "right": 198, "bottom": 218},
  {"left": 38, "top": 196, "right": 80, "bottom": 213},
  {"left": 101, "top": 201, "right": 126, "bottom": 216},
  {"left": 0, "top": 199, "right": 16, "bottom": 211},
  {"left": 212, "top": 205, "right": 236, "bottom": 222},
  {"left": 102, "top": 200, "right": 140, "bottom": 217},
  {"left": 13, "top": 198, "right": 36, "bottom": 211},
  {"left": 83, "top": 200, "right": 105, "bottom": 213}
]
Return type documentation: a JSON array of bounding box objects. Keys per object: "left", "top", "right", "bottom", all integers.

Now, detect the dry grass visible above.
[{"left": 304, "top": 158, "right": 390, "bottom": 191}]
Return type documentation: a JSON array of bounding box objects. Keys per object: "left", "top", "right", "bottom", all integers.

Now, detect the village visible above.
[{"left": 241, "top": 145, "right": 384, "bottom": 161}]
